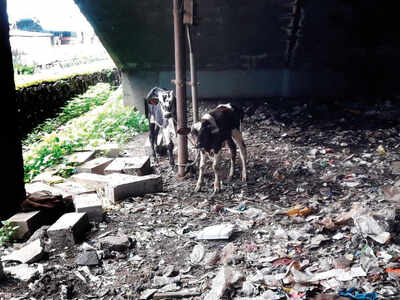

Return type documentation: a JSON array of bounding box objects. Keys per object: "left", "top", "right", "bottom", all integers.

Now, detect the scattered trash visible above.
[
  {"left": 195, "top": 223, "right": 235, "bottom": 240},
  {"left": 338, "top": 287, "right": 377, "bottom": 300},
  {"left": 2, "top": 100, "right": 400, "bottom": 298}
]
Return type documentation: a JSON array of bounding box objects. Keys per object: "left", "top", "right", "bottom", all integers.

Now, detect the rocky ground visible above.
[{"left": 1, "top": 98, "right": 400, "bottom": 300}]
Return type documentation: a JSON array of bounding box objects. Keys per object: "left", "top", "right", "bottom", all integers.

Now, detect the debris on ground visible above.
[{"left": 1, "top": 98, "right": 400, "bottom": 299}]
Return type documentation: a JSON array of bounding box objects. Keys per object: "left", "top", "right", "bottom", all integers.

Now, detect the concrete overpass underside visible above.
[{"left": 74, "top": 0, "right": 400, "bottom": 112}]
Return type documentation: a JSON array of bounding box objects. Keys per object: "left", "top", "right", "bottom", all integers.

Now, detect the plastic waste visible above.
[{"left": 338, "top": 287, "right": 377, "bottom": 300}]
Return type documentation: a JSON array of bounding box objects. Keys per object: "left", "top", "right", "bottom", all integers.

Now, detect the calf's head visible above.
[{"left": 178, "top": 120, "right": 219, "bottom": 150}]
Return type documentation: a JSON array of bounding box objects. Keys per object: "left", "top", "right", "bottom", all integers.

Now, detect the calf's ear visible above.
[
  {"left": 148, "top": 98, "right": 159, "bottom": 105},
  {"left": 177, "top": 127, "right": 191, "bottom": 135}
]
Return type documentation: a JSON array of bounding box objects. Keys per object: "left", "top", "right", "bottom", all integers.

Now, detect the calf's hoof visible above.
[
  {"left": 241, "top": 173, "right": 247, "bottom": 183},
  {"left": 194, "top": 184, "right": 201, "bottom": 192}
]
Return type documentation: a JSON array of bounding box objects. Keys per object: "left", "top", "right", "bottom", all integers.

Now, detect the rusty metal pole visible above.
[{"left": 173, "top": 0, "right": 188, "bottom": 177}]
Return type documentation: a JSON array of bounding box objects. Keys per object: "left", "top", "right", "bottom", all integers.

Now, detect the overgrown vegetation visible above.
[
  {"left": 14, "top": 64, "right": 35, "bottom": 75},
  {"left": 23, "top": 83, "right": 148, "bottom": 183},
  {"left": 0, "top": 221, "right": 19, "bottom": 245}
]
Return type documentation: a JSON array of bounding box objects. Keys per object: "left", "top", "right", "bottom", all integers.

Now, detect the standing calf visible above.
[
  {"left": 178, "top": 103, "right": 247, "bottom": 194},
  {"left": 145, "top": 87, "right": 177, "bottom": 165}
]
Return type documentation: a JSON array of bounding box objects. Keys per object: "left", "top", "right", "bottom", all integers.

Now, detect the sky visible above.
[{"left": 7, "top": 0, "right": 93, "bottom": 32}]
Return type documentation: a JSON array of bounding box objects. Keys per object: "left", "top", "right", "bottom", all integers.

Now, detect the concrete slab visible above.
[
  {"left": 67, "top": 151, "right": 96, "bottom": 165},
  {"left": 47, "top": 212, "right": 89, "bottom": 248},
  {"left": 70, "top": 173, "right": 109, "bottom": 189},
  {"left": 31, "top": 171, "right": 64, "bottom": 184},
  {"left": 7, "top": 211, "right": 42, "bottom": 240},
  {"left": 73, "top": 193, "right": 103, "bottom": 222},
  {"left": 54, "top": 180, "right": 95, "bottom": 195},
  {"left": 1, "top": 239, "right": 44, "bottom": 264},
  {"left": 3, "top": 264, "right": 39, "bottom": 282},
  {"left": 85, "top": 143, "right": 122, "bottom": 158},
  {"left": 25, "top": 182, "right": 72, "bottom": 199},
  {"left": 76, "top": 157, "right": 114, "bottom": 175},
  {"left": 104, "top": 156, "right": 151, "bottom": 176},
  {"left": 105, "top": 173, "right": 162, "bottom": 203}
]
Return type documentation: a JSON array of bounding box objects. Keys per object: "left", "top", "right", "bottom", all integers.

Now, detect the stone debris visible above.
[
  {"left": 3, "top": 263, "right": 39, "bottom": 282},
  {"left": 76, "top": 157, "right": 114, "bottom": 175},
  {"left": 98, "top": 234, "right": 133, "bottom": 252},
  {"left": 195, "top": 223, "right": 235, "bottom": 240},
  {"left": 66, "top": 151, "right": 96, "bottom": 165},
  {"left": 7, "top": 211, "right": 42, "bottom": 240},
  {"left": 105, "top": 173, "right": 163, "bottom": 203},
  {"left": 104, "top": 156, "right": 151, "bottom": 176},
  {"left": 47, "top": 212, "right": 89, "bottom": 248},
  {"left": 76, "top": 249, "right": 99, "bottom": 266},
  {"left": 1, "top": 99, "right": 400, "bottom": 299},
  {"left": 1, "top": 239, "right": 44, "bottom": 264},
  {"left": 73, "top": 193, "right": 103, "bottom": 222}
]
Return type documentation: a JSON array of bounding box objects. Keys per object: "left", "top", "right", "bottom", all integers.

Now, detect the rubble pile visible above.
[{"left": 1, "top": 98, "right": 400, "bottom": 299}]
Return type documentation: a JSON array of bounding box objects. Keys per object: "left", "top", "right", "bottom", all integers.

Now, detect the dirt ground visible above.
[{"left": 1, "top": 98, "right": 400, "bottom": 300}]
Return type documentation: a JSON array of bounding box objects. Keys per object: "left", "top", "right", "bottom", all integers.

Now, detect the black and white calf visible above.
[
  {"left": 145, "top": 87, "right": 177, "bottom": 165},
  {"left": 178, "top": 103, "right": 247, "bottom": 194}
]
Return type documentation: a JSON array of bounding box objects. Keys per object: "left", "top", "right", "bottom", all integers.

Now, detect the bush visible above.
[
  {"left": 23, "top": 85, "right": 148, "bottom": 182},
  {"left": 14, "top": 64, "right": 35, "bottom": 75}
]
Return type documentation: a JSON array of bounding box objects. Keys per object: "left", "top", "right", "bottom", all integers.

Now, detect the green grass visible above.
[{"left": 23, "top": 84, "right": 149, "bottom": 183}]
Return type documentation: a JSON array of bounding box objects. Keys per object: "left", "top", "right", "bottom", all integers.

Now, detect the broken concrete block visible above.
[
  {"left": 99, "top": 234, "right": 133, "bottom": 251},
  {"left": 47, "top": 213, "right": 89, "bottom": 248},
  {"left": 7, "top": 211, "right": 42, "bottom": 240},
  {"left": 76, "top": 249, "right": 99, "bottom": 266},
  {"left": 104, "top": 156, "right": 151, "bottom": 176},
  {"left": 105, "top": 173, "right": 162, "bottom": 203},
  {"left": 73, "top": 193, "right": 103, "bottom": 222},
  {"left": 25, "top": 182, "right": 72, "bottom": 199},
  {"left": 31, "top": 171, "right": 64, "bottom": 184},
  {"left": 3, "top": 264, "right": 39, "bottom": 282},
  {"left": 1, "top": 239, "right": 44, "bottom": 264},
  {"left": 391, "top": 161, "right": 400, "bottom": 175},
  {"left": 85, "top": 143, "right": 122, "bottom": 158},
  {"left": 70, "top": 173, "right": 109, "bottom": 189},
  {"left": 76, "top": 157, "right": 114, "bottom": 175},
  {"left": 54, "top": 180, "right": 94, "bottom": 196},
  {"left": 67, "top": 151, "right": 96, "bottom": 165}
]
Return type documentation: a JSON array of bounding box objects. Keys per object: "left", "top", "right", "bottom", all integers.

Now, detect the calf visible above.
[
  {"left": 145, "top": 87, "right": 177, "bottom": 165},
  {"left": 178, "top": 103, "right": 247, "bottom": 194}
]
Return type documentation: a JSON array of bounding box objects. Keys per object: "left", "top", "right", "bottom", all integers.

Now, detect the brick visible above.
[
  {"left": 105, "top": 173, "right": 162, "bottom": 203},
  {"left": 76, "top": 157, "right": 114, "bottom": 175},
  {"left": 67, "top": 151, "right": 96, "bottom": 165},
  {"left": 73, "top": 193, "right": 103, "bottom": 222},
  {"left": 104, "top": 156, "right": 151, "bottom": 176},
  {"left": 70, "top": 173, "right": 109, "bottom": 189},
  {"left": 47, "top": 213, "right": 89, "bottom": 248},
  {"left": 7, "top": 211, "right": 42, "bottom": 240}
]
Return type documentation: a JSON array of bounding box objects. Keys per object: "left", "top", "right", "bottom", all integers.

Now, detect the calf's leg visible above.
[
  {"left": 226, "top": 138, "right": 237, "bottom": 181},
  {"left": 212, "top": 151, "right": 222, "bottom": 194},
  {"left": 195, "top": 151, "right": 206, "bottom": 192},
  {"left": 231, "top": 129, "right": 247, "bottom": 183},
  {"left": 149, "top": 123, "right": 159, "bottom": 160}
]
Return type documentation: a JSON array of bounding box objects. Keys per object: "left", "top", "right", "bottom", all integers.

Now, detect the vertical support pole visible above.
[
  {"left": 186, "top": 25, "right": 199, "bottom": 123},
  {"left": 173, "top": 0, "right": 188, "bottom": 177}
]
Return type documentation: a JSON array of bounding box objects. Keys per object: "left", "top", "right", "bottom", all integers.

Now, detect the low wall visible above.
[{"left": 16, "top": 68, "right": 121, "bottom": 138}]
